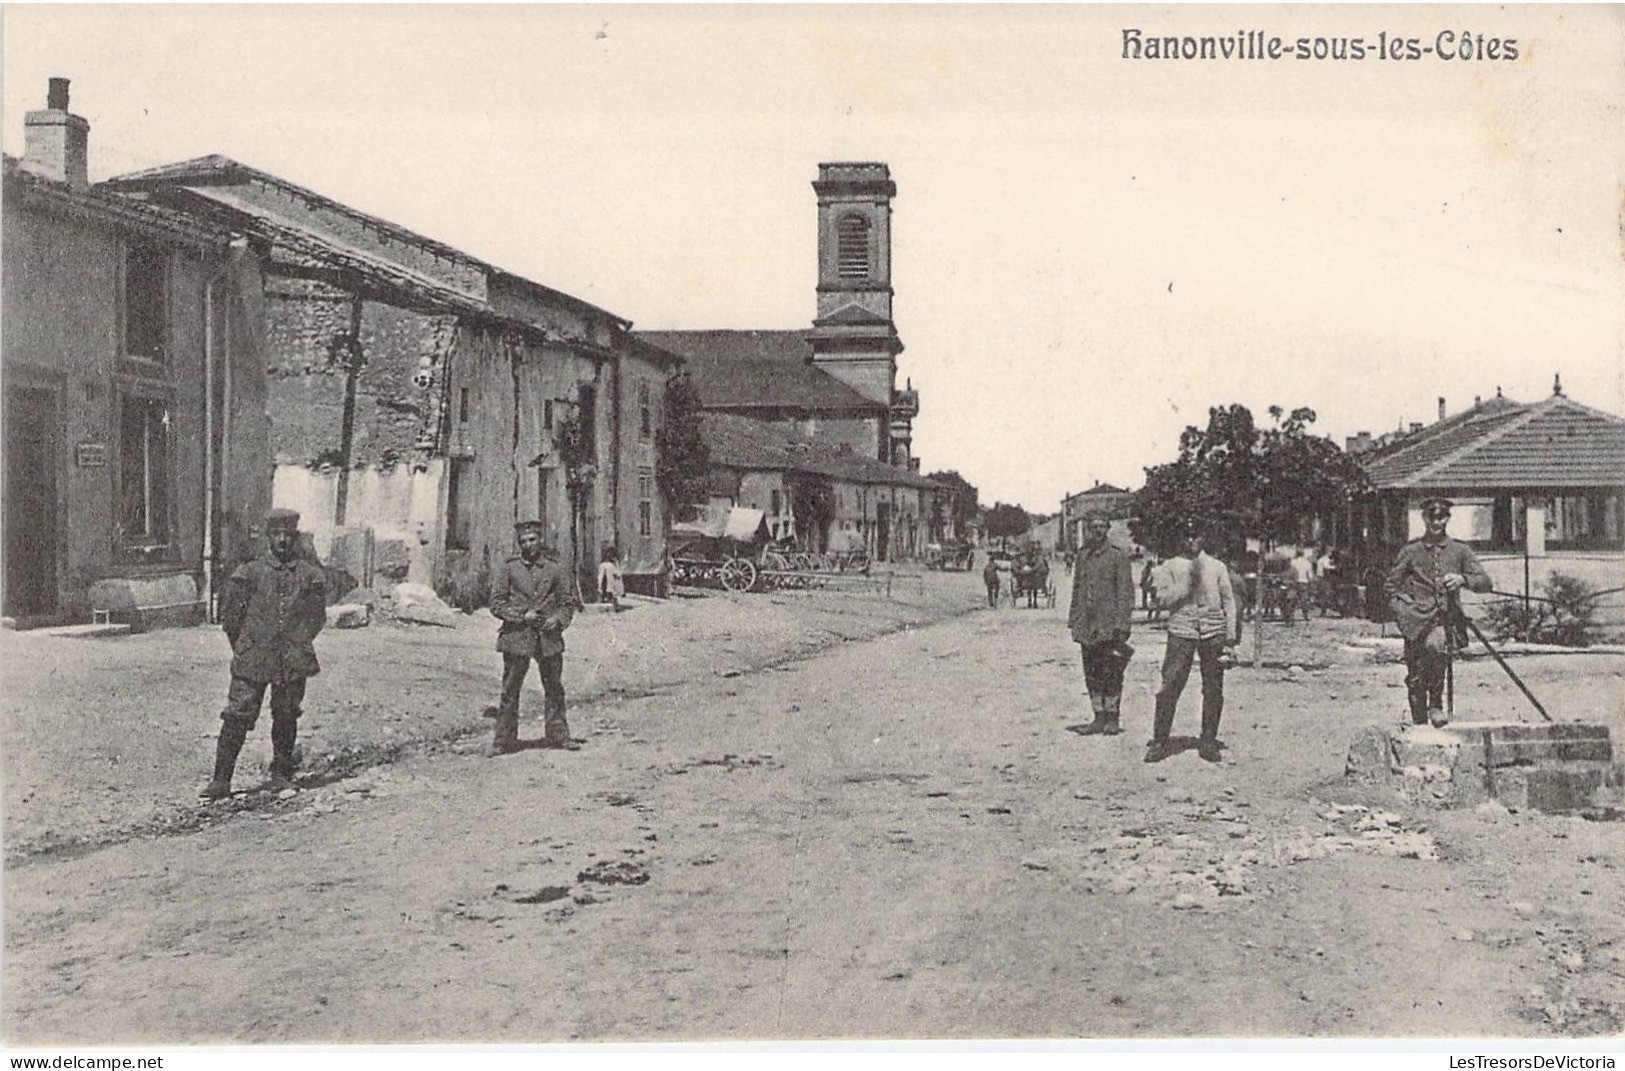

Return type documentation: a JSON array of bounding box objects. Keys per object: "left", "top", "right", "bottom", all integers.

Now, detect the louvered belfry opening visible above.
[{"left": 836, "top": 214, "right": 869, "bottom": 279}]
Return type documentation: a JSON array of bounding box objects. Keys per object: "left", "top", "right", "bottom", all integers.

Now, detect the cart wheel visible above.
[{"left": 720, "top": 557, "right": 757, "bottom": 593}]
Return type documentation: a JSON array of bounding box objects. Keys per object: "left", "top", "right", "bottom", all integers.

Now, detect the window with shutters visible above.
[
  {"left": 118, "top": 393, "right": 173, "bottom": 556},
  {"left": 837, "top": 214, "right": 870, "bottom": 279},
  {"left": 637, "top": 469, "right": 654, "bottom": 537}
]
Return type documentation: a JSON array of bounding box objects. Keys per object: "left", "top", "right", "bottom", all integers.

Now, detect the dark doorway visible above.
[
  {"left": 876, "top": 501, "right": 891, "bottom": 563},
  {"left": 4, "top": 387, "right": 60, "bottom": 617}
]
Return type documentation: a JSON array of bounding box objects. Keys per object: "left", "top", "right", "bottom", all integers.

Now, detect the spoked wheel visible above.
[{"left": 720, "top": 557, "right": 758, "bottom": 593}]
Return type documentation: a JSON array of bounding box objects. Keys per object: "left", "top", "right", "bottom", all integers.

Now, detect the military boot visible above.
[
  {"left": 268, "top": 716, "right": 300, "bottom": 791},
  {"left": 1101, "top": 693, "right": 1123, "bottom": 736},
  {"left": 542, "top": 699, "right": 580, "bottom": 750},
  {"left": 486, "top": 708, "right": 521, "bottom": 757},
  {"left": 200, "top": 720, "right": 250, "bottom": 801},
  {"left": 1405, "top": 682, "right": 1429, "bottom": 726},
  {"left": 1075, "top": 695, "right": 1110, "bottom": 735}
]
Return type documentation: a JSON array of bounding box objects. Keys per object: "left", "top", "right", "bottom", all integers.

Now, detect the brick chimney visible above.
[
  {"left": 1437, "top": 397, "right": 1446, "bottom": 421},
  {"left": 22, "top": 78, "right": 89, "bottom": 188}
]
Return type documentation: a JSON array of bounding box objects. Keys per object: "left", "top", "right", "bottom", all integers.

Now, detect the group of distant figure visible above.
[
  {"left": 998, "top": 497, "right": 1490, "bottom": 765},
  {"left": 981, "top": 547, "right": 1053, "bottom": 609}
]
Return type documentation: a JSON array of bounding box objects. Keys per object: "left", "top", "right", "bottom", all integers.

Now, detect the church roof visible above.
[
  {"left": 700, "top": 412, "right": 937, "bottom": 489},
  {"left": 637, "top": 330, "right": 880, "bottom": 412}
]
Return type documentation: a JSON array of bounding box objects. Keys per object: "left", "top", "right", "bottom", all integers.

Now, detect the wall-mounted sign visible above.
[{"left": 76, "top": 442, "right": 107, "bottom": 468}]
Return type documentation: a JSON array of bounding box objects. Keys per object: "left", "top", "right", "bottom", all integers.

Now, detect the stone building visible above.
[
  {"left": 105, "top": 154, "right": 678, "bottom": 606},
  {"left": 2, "top": 81, "right": 271, "bottom": 628},
  {"left": 696, "top": 413, "right": 937, "bottom": 559},
  {"left": 639, "top": 162, "right": 934, "bottom": 560}
]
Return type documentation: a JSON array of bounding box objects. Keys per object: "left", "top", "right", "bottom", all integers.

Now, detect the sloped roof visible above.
[
  {"left": 4, "top": 154, "right": 231, "bottom": 246},
  {"left": 105, "top": 154, "right": 626, "bottom": 327},
  {"left": 638, "top": 330, "right": 880, "bottom": 412},
  {"left": 105, "top": 154, "right": 479, "bottom": 265},
  {"left": 814, "top": 302, "right": 895, "bottom": 327},
  {"left": 700, "top": 412, "right": 937, "bottom": 489},
  {"left": 1363, "top": 394, "right": 1625, "bottom": 490}
]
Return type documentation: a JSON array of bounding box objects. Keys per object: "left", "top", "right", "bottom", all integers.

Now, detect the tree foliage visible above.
[
  {"left": 983, "top": 501, "right": 1033, "bottom": 542},
  {"left": 1131, "top": 404, "right": 1370, "bottom": 558},
  {"left": 654, "top": 372, "right": 710, "bottom": 520},
  {"left": 925, "top": 469, "right": 980, "bottom": 541},
  {"left": 786, "top": 472, "right": 835, "bottom": 549}
]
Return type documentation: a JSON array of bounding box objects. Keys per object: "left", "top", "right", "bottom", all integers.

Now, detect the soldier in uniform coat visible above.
[
  {"left": 1069, "top": 516, "right": 1136, "bottom": 736},
  {"left": 201, "top": 508, "right": 328, "bottom": 800},
  {"left": 488, "top": 521, "right": 581, "bottom": 755},
  {"left": 1385, "top": 497, "right": 1491, "bottom": 727}
]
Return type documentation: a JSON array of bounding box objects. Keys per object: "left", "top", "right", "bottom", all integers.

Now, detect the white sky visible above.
[{"left": 5, "top": 4, "right": 1621, "bottom": 510}]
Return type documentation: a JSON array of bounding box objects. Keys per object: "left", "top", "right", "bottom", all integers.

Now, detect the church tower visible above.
[{"left": 809, "top": 163, "right": 914, "bottom": 465}]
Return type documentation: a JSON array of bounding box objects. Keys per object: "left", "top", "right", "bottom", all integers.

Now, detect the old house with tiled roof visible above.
[
  {"left": 698, "top": 412, "right": 939, "bottom": 555},
  {"left": 103, "top": 147, "right": 680, "bottom": 606},
  {"left": 2, "top": 81, "right": 272, "bottom": 628},
  {"left": 1351, "top": 380, "right": 1625, "bottom": 555},
  {"left": 639, "top": 163, "right": 933, "bottom": 560}
]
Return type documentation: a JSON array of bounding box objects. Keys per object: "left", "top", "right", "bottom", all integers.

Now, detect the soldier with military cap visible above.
[
  {"left": 201, "top": 508, "right": 329, "bottom": 800},
  {"left": 488, "top": 520, "right": 581, "bottom": 755},
  {"left": 1385, "top": 497, "right": 1492, "bottom": 727}
]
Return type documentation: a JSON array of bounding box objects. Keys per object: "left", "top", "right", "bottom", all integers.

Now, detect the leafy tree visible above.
[
  {"left": 1131, "top": 404, "right": 1369, "bottom": 558},
  {"left": 983, "top": 501, "right": 1033, "bottom": 542},
  {"left": 786, "top": 472, "right": 835, "bottom": 551},
  {"left": 925, "top": 469, "right": 980, "bottom": 541},
  {"left": 655, "top": 372, "right": 710, "bottom": 522}
]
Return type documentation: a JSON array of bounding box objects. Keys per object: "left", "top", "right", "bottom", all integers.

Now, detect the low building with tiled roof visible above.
[
  {"left": 1353, "top": 380, "right": 1625, "bottom": 554},
  {"left": 698, "top": 413, "right": 937, "bottom": 558}
]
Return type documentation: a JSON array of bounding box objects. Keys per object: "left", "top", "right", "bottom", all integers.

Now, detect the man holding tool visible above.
[{"left": 1385, "top": 497, "right": 1492, "bottom": 727}]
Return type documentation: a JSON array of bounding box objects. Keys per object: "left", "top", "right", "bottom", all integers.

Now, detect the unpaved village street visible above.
[{"left": 5, "top": 574, "right": 1625, "bottom": 1043}]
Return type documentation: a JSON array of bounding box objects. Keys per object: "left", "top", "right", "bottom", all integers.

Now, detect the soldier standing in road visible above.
[
  {"left": 982, "top": 555, "right": 1001, "bottom": 608},
  {"left": 1385, "top": 497, "right": 1491, "bottom": 727},
  {"left": 489, "top": 521, "right": 581, "bottom": 755},
  {"left": 1069, "top": 516, "right": 1136, "bottom": 736},
  {"left": 201, "top": 508, "right": 328, "bottom": 800},
  {"left": 1147, "top": 523, "right": 1238, "bottom": 764}
]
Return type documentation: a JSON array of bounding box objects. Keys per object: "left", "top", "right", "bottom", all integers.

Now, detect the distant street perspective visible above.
[{"left": 5, "top": 569, "right": 1624, "bottom": 1042}]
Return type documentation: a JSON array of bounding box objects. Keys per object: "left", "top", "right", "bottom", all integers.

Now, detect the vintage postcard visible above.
[{"left": 2, "top": 3, "right": 1622, "bottom": 1058}]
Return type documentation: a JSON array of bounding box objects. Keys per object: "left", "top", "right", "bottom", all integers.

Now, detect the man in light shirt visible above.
[{"left": 1148, "top": 524, "right": 1239, "bottom": 764}]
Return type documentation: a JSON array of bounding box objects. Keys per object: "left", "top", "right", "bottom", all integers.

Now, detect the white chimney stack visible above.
[{"left": 22, "top": 77, "right": 89, "bottom": 189}]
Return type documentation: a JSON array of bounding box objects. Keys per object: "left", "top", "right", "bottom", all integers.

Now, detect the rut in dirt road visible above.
[{"left": 5, "top": 598, "right": 1623, "bottom": 1042}]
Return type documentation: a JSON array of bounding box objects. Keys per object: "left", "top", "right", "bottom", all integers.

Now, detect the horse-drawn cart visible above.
[{"left": 668, "top": 508, "right": 872, "bottom": 593}]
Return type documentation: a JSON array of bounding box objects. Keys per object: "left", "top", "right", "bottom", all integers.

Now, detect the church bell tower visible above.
[{"left": 809, "top": 162, "right": 911, "bottom": 463}]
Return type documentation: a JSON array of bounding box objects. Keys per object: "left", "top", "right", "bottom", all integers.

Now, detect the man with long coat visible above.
[
  {"left": 1069, "top": 516, "right": 1136, "bottom": 735},
  {"left": 489, "top": 521, "right": 581, "bottom": 754},
  {"left": 1385, "top": 497, "right": 1491, "bottom": 727},
  {"left": 201, "top": 508, "right": 328, "bottom": 799}
]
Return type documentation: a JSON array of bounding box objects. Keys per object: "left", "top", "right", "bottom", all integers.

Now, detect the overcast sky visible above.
[{"left": 5, "top": 5, "right": 1621, "bottom": 510}]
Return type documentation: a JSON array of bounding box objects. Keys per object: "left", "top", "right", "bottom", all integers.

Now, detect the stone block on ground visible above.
[
  {"left": 87, "top": 574, "right": 205, "bottom": 632},
  {"left": 389, "top": 582, "right": 460, "bottom": 628},
  {"left": 1348, "top": 720, "right": 1622, "bottom": 815},
  {"left": 326, "top": 603, "right": 371, "bottom": 629}
]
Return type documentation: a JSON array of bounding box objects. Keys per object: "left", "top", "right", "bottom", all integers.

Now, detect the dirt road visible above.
[{"left": 5, "top": 584, "right": 1624, "bottom": 1042}]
